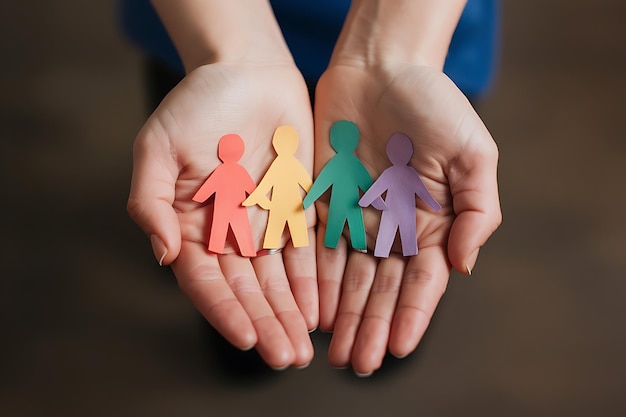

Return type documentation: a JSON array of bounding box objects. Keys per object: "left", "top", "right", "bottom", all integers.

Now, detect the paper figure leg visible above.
[
  {"left": 208, "top": 212, "right": 229, "bottom": 254},
  {"left": 373, "top": 212, "right": 398, "bottom": 258},
  {"left": 263, "top": 213, "right": 287, "bottom": 249},
  {"left": 287, "top": 212, "right": 309, "bottom": 248},
  {"left": 398, "top": 214, "right": 418, "bottom": 257},
  {"left": 323, "top": 209, "right": 346, "bottom": 249},
  {"left": 230, "top": 208, "right": 256, "bottom": 257},
  {"left": 346, "top": 207, "right": 367, "bottom": 250}
]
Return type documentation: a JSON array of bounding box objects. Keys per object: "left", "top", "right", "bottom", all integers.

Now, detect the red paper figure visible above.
[{"left": 192, "top": 134, "right": 256, "bottom": 257}]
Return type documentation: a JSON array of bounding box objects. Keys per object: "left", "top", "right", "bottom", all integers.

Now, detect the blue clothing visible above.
[{"left": 119, "top": 0, "right": 499, "bottom": 98}]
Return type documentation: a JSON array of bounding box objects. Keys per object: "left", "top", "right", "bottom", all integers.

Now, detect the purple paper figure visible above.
[{"left": 358, "top": 132, "right": 441, "bottom": 258}]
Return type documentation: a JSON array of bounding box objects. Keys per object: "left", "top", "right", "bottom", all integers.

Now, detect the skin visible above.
[
  {"left": 314, "top": 0, "right": 502, "bottom": 375},
  {"left": 127, "top": 0, "right": 502, "bottom": 374},
  {"left": 127, "top": 0, "right": 317, "bottom": 369}
]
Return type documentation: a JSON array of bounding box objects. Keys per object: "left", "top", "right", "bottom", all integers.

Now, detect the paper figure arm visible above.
[
  {"left": 302, "top": 161, "right": 336, "bottom": 209},
  {"left": 358, "top": 171, "right": 390, "bottom": 209},
  {"left": 192, "top": 171, "right": 220, "bottom": 203},
  {"left": 355, "top": 163, "right": 388, "bottom": 211},
  {"left": 296, "top": 163, "right": 313, "bottom": 193},
  {"left": 411, "top": 170, "right": 442, "bottom": 211},
  {"left": 242, "top": 165, "right": 275, "bottom": 210}
]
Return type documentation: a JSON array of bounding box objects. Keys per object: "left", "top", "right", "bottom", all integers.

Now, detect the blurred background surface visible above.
[{"left": 1, "top": 1, "right": 625, "bottom": 416}]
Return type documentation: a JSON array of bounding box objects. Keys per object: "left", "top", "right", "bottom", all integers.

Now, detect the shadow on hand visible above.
[{"left": 197, "top": 315, "right": 281, "bottom": 386}]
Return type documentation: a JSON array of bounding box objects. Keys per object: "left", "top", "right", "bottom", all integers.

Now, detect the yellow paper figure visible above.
[{"left": 243, "top": 126, "right": 312, "bottom": 249}]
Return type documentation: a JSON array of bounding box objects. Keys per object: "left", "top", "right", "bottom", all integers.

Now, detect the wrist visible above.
[
  {"left": 152, "top": 0, "right": 293, "bottom": 72},
  {"left": 330, "top": 0, "right": 467, "bottom": 71}
]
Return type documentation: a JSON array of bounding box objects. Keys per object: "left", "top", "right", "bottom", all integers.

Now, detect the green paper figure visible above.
[{"left": 303, "top": 120, "right": 386, "bottom": 250}]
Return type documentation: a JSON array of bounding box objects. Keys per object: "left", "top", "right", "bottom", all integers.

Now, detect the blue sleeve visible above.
[
  {"left": 444, "top": 0, "right": 500, "bottom": 99},
  {"left": 269, "top": 0, "right": 351, "bottom": 84},
  {"left": 271, "top": 0, "right": 499, "bottom": 97},
  {"left": 117, "top": 0, "right": 184, "bottom": 73},
  {"left": 118, "top": 0, "right": 499, "bottom": 98}
]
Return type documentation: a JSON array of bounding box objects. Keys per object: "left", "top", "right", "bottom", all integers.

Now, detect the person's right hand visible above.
[{"left": 127, "top": 61, "right": 318, "bottom": 370}]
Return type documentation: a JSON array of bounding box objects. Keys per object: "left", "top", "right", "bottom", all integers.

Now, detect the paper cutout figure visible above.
[
  {"left": 358, "top": 132, "right": 441, "bottom": 258},
  {"left": 192, "top": 134, "right": 256, "bottom": 257},
  {"left": 243, "top": 125, "right": 312, "bottom": 249},
  {"left": 303, "top": 120, "right": 386, "bottom": 250}
]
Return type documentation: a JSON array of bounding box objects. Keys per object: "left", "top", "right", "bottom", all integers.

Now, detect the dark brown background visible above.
[{"left": 1, "top": 1, "right": 625, "bottom": 416}]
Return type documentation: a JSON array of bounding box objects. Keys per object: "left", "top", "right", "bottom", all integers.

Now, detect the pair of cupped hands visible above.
[{"left": 127, "top": 59, "right": 501, "bottom": 376}]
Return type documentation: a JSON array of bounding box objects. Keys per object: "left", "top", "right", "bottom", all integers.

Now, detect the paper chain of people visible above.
[{"left": 192, "top": 121, "right": 441, "bottom": 258}]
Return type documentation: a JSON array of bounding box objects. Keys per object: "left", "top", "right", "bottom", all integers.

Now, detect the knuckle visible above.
[
  {"left": 403, "top": 267, "right": 447, "bottom": 297},
  {"left": 205, "top": 297, "right": 241, "bottom": 325},
  {"left": 485, "top": 207, "right": 503, "bottom": 236},
  {"left": 126, "top": 196, "right": 144, "bottom": 222},
  {"left": 403, "top": 267, "right": 435, "bottom": 285},
  {"left": 487, "top": 138, "right": 499, "bottom": 159},
  {"left": 370, "top": 274, "right": 401, "bottom": 294},
  {"left": 396, "top": 303, "right": 434, "bottom": 323},
  {"left": 343, "top": 271, "right": 373, "bottom": 293},
  {"left": 178, "top": 263, "right": 223, "bottom": 294},
  {"left": 494, "top": 209, "right": 503, "bottom": 230},
  {"left": 226, "top": 274, "right": 261, "bottom": 294},
  {"left": 259, "top": 275, "right": 291, "bottom": 294}
]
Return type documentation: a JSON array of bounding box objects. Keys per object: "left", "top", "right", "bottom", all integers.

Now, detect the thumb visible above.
[
  {"left": 127, "top": 131, "right": 181, "bottom": 266},
  {"left": 447, "top": 133, "right": 502, "bottom": 275}
]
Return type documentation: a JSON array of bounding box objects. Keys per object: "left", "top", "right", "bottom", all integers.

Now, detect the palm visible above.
[
  {"left": 154, "top": 63, "right": 315, "bottom": 251},
  {"left": 315, "top": 65, "right": 478, "bottom": 253},
  {"left": 129, "top": 62, "right": 317, "bottom": 369},
  {"left": 313, "top": 64, "right": 500, "bottom": 374}
]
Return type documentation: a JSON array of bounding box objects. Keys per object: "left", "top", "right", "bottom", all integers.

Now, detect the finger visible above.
[
  {"left": 388, "top": 245, "right": 450, "bottom": 358},
  {"left": 282, "top": 228, "right": 319, "bottom": 331},
  {"left": 253, "top": 251, "right": 314, "bottom": 368},
  {"left": 172, "top": 241, "right": 257, "bottom": 350},
  {"left": 316, "top": 223, "right": 349, "bottom": 332},
  {"left": 351, "top": 254, "right": 406, "bottom": 375},
  {"left": 447, "top": 133, "right": 502, "bottom": 274},
  {"left": 327, "top": 251, "right": 377, "bottom": 369},
  {"left": 218, "top": 253, "right": 296, "bottom": 369},
  {"left": 127, "top": 127, "right": 181, "bottom": 265}
]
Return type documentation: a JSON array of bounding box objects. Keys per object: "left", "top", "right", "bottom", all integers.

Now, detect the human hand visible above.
[
  {"left": 127, "top": 62, "right": 317, "bottom": 369},
  {"left": 313, "top": 62, "right": 501, "bottom": 375}
]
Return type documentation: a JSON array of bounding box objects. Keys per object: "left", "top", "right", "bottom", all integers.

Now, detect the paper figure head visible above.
[
  {"left": 218, "top": 134, "right": 245, "bottom": 163},
  {"left": 330, "top": 120, "right": 359, "bottom": 153},
  {"left": 387, "top": 132, "right": 414, "bottom": 165},
  {"left": 272, "top": 125, "right": 299, "bottom": 155}
]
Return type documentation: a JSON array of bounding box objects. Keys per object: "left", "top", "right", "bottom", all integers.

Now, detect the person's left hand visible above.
[{"left": 313, "top": 62, "right": 502, "bottom": 376}]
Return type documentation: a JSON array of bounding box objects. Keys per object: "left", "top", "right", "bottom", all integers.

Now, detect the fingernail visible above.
[
  {"left": 355, "top": 370, "right": 373, "bottom": 378},
  {"left": 466, "top": 247, "right": 480, "bottom": 276},
  {"left": 271, "top": 364, "right": 290, "bottom": 371},
  {"left": 150, "top": 234, "right": 168, "bottom": 266},
  {"left": 295, "top": 361, "right": 312, "bottom": 370}
]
